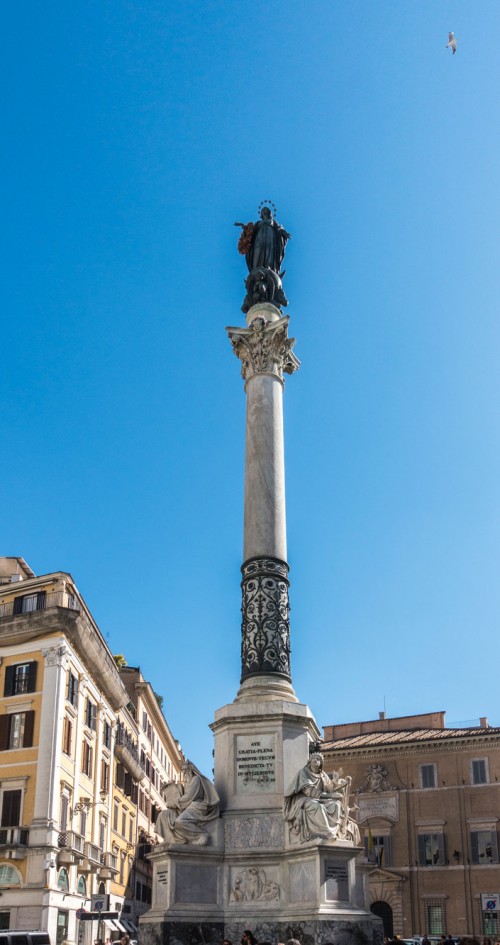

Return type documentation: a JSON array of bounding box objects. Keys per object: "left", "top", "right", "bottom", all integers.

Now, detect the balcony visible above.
[
  {"left": 100, "top": 852, "right": 119, "bottom": 873},
  {"left": 0, "top": 591, "right": 78, "bottom": 619},
  {"left": 57, "top": 830, "right": 85, "bottom": 864},
  {"left": 115, "top": 725, "right": 146, "bottom": 783},
  {"left": 0, "top": 827, "right": 29, "bottom": 858},
  {"left": 85, "top": 841, "right": 101, "bottom": 865}
]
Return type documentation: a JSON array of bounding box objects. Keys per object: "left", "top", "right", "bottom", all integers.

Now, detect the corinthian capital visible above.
[{"left": 226, "top": 314, "right": 300, "bottom": 383}]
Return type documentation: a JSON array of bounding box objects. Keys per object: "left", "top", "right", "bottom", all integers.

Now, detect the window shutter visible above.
[
  {"left": 0, "top": 715, "right": 9, "bottom": 751},
  {"left": 36, "top": 591, "right": 46, "bottom": 611},
  {"left": 13, "top": 598, "right": 23, "bottom": 616},
  {"left": 1, "top": 790, "right": 21, "bottom": 827},
  {"left": 418, "top": 834, "right": 426, "bottom": 865},
  {"left": 384, "top": 835, "right": 392, "bottom": 867},
  {"left": 23, "top": 711, "right": 35, "bottom": 748},
  {"left": 131, "top": 782, "right": 138, "bottom": 804},
  {"left": 116, "top": 763, "right": 125, "bottom": 789},
  {"left": 60, "top": 794, "right": 69, "bottom": 831},
  {"left": 470, "top": 831, "right": 479, "bottom": 864},
  {"left": 124, "top": 772, "right": 132, "bottom": 797},
  {"left": 438, "top": 833, "right": 446, "bottom": 865},
  {"left": 27, "top": 662, "right": 37, "bottom": 693},
  {"left": 492, "top": 832, "right": 499, "bottom": 865},
  {"left": 3, "top": 666, "right": 15, "bottom": 698}
]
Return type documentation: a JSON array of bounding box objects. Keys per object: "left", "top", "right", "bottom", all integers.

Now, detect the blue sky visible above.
[{"left": 3, "top": 1, "right": 500, "bottom": 775}]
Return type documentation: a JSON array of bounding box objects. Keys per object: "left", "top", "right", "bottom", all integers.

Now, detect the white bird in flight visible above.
[{"left": 446, "top": 31, "right": 457, "bottom": 54}]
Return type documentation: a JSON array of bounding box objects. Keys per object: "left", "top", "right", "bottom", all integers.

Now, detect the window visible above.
[
  {"left": 479, "top": 900, "right": 500, "bottom": 937},
  {"left": 82, "top": 741, "right": 93, "bottom": 777},
  {"left": 77, "top": 875, "right": 86, "bottom": 896},
  {"left": 0, "top": 914, "right": 10, "bottom": 931},
  {"left": 4, "top": 661, "right": 37, "bottom": 696},
  {"left": 364, "top": 834, "right": 391, "bottom": 867},
  {"left": 418, "top": 833, "right": 445, "bottom": 866},
  {"left": 56, "top": 911, "right": 68, "bottom": 945},
  {"left": 99, "top": 819, "right": 106, "bottom": 851},
  {"left": 420, "top": 764, "right": 436, "bottom": 788},
  {"left": 471, "top": 829, "right": 499, "bottom": 864},
  {"left": 1, "top": 790, "right": 22, "bottom": 827},
  {"left": 472, "top": 759, "right": 488, "bottom": 785},
  {"left": 57, "top": 868, "right": 69, "bottom": 891},
  {"left": 129, "top": 817, "right": 134, "bottom": 843},
  {"left": 142, "top": 711, "right": 147, "bottom": 732},
  {"left": 9, "top": 714, "right": 25, "bottom": 750},
  {"left": 119, "top": 854, "right": 125, "bottom": 884},
  {"left": 101, "top": 760, "right": 109, "bottom": 794},
  {"left": 67, "top": 673, "right": 78, "bottom": 708},
  {"left": 0, "top": 712, "right": 35, "bottom": 751},
  {"left": 12, "top": 591, "right": 46, "bottom": 616},
  {"left": 103, "top": 720, "right": 111, "bottom": 750},
  {"left": 85, "top": 699, "right": 97, "bottom": 731},
  {"left": 80, "top": 808, "right": 87, "bottom": 838},
  {"left": 60, "top": 795, "right": 69, "bottom": 832},
  {"left": 62, "top": 717, "right": 72, "bottom": 756},
  {"left": 113, "top": 802, "right": 119, "bottom": 832},
  {"left": 426, "top": 900, "right": 446, "bottom": 934},
  {"left": 122, "top": 809, "right": 127, "bottom": 836},
  {"left": 0, "top": 865, "right": 21, "bottom": 886}
]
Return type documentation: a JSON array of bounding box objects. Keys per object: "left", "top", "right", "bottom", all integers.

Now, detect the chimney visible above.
[
  {"left": 379, "top": 711, "right": 386, "bottom": 720},
  {"left": 480, "top": 717, "right": 489, "bottom": 729}
]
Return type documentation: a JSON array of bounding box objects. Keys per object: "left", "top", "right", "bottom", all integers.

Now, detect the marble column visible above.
[{"left": 226, "top": 302, "right": 300, "bottom": 701}]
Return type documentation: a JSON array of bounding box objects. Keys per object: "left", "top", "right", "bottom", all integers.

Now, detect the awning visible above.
[
  {"left": 121, "top": 921, "right": 137, "bottom": 935},
  {"left": 102, "top": 921, "right": 116, "bottom": 933},
  {"left": 112, "top": 921, "right": 128, "bottom": 934}
]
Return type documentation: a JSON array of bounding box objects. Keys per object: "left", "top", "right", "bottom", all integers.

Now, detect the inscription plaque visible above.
[
  {"left": 357, "top": 793, "right": 399, "bottom": 823},
  {"left": 236, "top": 733, "right": 276, "bottom": 794},
  {"left": 325, "top": 863, "right": 348, "bottom": 902}
]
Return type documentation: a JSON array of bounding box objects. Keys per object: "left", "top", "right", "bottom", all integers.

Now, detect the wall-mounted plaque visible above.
[
  {"left": 325, "top": 863, "right": 349, "bottom": 902},
  {"left": 357, "top": 793, "right": 399, "bottom": 823},
  {"left": 236, "top": 733, "right": 276, "bottom": 794}
]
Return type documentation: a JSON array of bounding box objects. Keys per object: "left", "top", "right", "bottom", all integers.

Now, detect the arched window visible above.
[
  {"left": 98, "top": 881, "right": 105, "bottom": 895},
  {"left": 77, "top": 875, "right": 86, "bottom": 896},
  {"left": 57, "top": 868, "right": 69, "bottom": 891},
  {"left": 0, "top": 864, "right": 21, "bottom": 886}
]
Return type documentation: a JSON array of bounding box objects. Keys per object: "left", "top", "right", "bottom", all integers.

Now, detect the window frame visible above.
[
  {"left": 471, "top": 758, "right": 489, "bottom": 785},
  {"left": 471, "top": 828, "right": 499, "bottom": 864},
  {"left": 418, "top": 831, "right": 446, "bottom": 866}
]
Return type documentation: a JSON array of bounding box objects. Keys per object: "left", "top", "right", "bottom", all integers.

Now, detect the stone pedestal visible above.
[{"left": 139, "top": 696, "right": 380, "bottom": 945}]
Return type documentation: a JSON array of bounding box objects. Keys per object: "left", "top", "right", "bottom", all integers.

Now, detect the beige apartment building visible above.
[
  {"left": 0, "top": 557, "right": 183, "bottom": 943},
  {"left": 118, "top": 666, "right": 183, "bottom": 921},
  {"left": 323, "top": 711, "right": 500, "bottom": 941}
]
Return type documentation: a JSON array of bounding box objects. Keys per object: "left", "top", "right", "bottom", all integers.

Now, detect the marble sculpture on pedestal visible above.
[
  {"left": 156, "top": 760, "right": 219, "bottom": 846},
  {"left": 284, "top": 753, "right": 360, "bottom": 845}
]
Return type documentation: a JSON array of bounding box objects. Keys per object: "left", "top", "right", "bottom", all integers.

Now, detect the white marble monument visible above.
[{"left": 140, "top": 209, "right": 381, "bottom": 945}]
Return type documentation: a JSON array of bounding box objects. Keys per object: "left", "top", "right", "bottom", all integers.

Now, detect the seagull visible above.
[{"left": 446, "top": 31, "right": 457, "bottom": 54}]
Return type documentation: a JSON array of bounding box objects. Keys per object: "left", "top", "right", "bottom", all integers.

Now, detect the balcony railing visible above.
[
  {"left": 85, "top": 841, "right": 101, "bottom": 864},
  {"left": 115, "top": 724, "right": 146, "bottom": 782},
  {"left": 100, "top": 852, "right": 118, "bottom": 873},
  {"left": 58, "top": 831, "right": 85, "bottom": 856},
  {"left": 0, "top": 827, "right": 29, "bottom": 846},
  {"left": 116, "top": 724, "right": 140, "bottom": 761},
  {"left": 0, "top": 591, "right": 79, "bottom": 619}
]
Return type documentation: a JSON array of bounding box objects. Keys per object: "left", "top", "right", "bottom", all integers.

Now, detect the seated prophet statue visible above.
[
  {"left": 283, "top": 752, "right": 356, "bottom": 844},
  {"left": 156, "top": 760, "right": 219, "bottom": 846}
]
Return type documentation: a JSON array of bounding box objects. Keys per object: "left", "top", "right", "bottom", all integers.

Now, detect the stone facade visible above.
[
  {"left": 323, "top": 711, "right": 500, "bottom": 940},
  {"left": 0, "top": 557, "right": 183, "bottom": 944}
]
